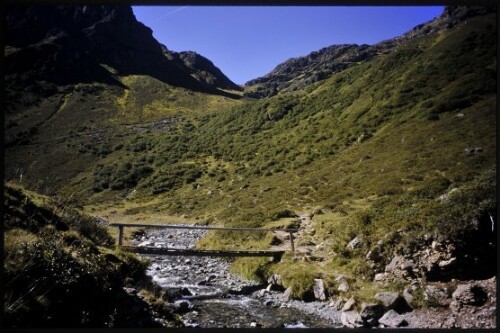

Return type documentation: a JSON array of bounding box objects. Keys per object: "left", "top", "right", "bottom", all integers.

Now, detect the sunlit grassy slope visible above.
[{"left": 6, "top": 13, "right": 496, "bottom": 300}]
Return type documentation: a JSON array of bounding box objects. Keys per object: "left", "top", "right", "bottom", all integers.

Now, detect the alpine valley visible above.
[{"left": 3, "top": 5, "right": 497, "bottom": 328}]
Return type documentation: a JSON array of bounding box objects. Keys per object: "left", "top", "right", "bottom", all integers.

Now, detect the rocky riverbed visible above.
[
  {"left": 130, "top": 226, "right": 496, "bottom": 329},
  {"left": 132, "top": 227, "right": 342, "bottom": 328}
]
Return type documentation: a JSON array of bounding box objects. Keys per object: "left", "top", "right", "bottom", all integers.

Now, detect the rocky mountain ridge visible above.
[
  {"left": 4, "top": 5, "right": 240, "bottom": 98},
  {"left": 244, "top": 5, "right": 496, "bottom": 98}
]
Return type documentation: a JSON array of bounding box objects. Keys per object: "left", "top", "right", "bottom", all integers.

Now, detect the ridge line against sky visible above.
[{"left": 132, "top": 6, "right": 445, "bottom": 84}]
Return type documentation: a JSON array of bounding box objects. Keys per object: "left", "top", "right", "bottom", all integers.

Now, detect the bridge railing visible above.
[{"left": 109, "top": 223, "right": 298, "bottom": 252}]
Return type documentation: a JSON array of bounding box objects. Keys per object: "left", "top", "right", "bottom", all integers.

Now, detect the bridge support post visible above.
[
  {"left": 289, "top": 231, "right": 295, "bottom": 253},
  {"left": 118, "top": 225, "right": 124, "bottom": 246}
]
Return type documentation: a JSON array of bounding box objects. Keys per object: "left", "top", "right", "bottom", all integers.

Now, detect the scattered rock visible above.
[
  {"left": 374, "top": 292, "right": 412, "bottom": 313},
  {"left": 297, "top": 247, "right": 312, "bottom": 255},
  {"left": 450, "top": 283, "right": 488, "bottom": 312},
  {"left": 424, "top": 285, "right": 448, "bottom": 304},
  {"left": 313, "top": 279, "right": 327, "bottom": 301},
  {"left": 137, "top": 241, "right": 154, "bottom": 247},
  {"left": 464, "top": 147, "right": 483, "bottom": 154},
  {"left": 335, "top": 274, "right": 346, "bottom": 282},
  {"left": 123, "top": 287, "right": 137, "bottom": 295},
  {"left": 257, "top": 289, "right": 268, "bottom": 298},
  {"left": 283, "top": 287, "right": 292, "bottom": 302},
  {"left": 403, "top": 287, "right": 414, "bottom": 305},
  {"left": 346, "top": 236, "right": 361, "bottom": 250},
  {"left": 378, "top": 309, "right": 408, "bottom": 327},
  {"left": 173, "top": 300, "right": 192, "bottom": 313},
  {"left": 341, "top": 311, "right": 363, "bottom": 328},
  {"left": 338, "top": 281, "right": 350, "bottom": 292},
  {"left": 329, "top": 299, "right": 344, "bottom": 310},
  {"left": 374, "top": 273, "right": 386, "bottom": 282},
  {"left": 360, "top": 303, "right": 384, "bottom": 326},
  {"left": 342, "top": 296, "right": 356, "bottom": 311},
  {"left": 438, "top": 257, "right": 457, "bottom": 269}
]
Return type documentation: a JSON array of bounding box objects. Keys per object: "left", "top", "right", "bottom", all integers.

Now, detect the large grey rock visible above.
[
  {"left": 360, "top": 303, "right": 385, "bottom": 326},
  {"left": 313, "top": 279, "right": 327, "bottom": 301},
  {"left": 283, "top": 287, "right": 292, "bottom": 302},
  {"left": 342, "top": 296, "right": 356, "bottom": 311},
  {"left": 374, "top": 292, "right": 411, "bottom": 313},
  {"left": 341, "top": 311, "right": 364, "bottom": 328},
  {"left": 378, "top": 310, "right": 408, "bottom": 327}
]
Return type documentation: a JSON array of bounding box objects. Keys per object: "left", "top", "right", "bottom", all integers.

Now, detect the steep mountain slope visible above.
[
  {"left": 4, "top": 4, "right": 496, "bottom": 311},
  {"left": 4, "top": 5, "right": 241, "bottom": 115},
  {"left": 244, "top": 6, "right": 495, "bottom": 98},
  {"left": 4, "top": 5, "right": 243, "bottom": 191}
]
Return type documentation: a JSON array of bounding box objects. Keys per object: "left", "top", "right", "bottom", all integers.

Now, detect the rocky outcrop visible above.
[
  {"left": 4, "top": 5, "right": 239, "bottom": 96},
  {"left": 163, "top": 48, "right": 241, "bottom": 91},
  {"left": 373, "top": 223, "right": 496, "bottom": 282},
  {"left": 244, "top": 43, "right": 377, "bottom": 98}
]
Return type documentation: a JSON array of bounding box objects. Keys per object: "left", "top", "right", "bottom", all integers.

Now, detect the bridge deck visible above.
[{"left": 121, "top": 246, "right": 285, "bottom": 258}]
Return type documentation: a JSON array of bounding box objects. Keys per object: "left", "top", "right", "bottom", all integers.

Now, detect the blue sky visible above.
[{"left": 132, "top": 6, "right": 445, "bottom": 84}]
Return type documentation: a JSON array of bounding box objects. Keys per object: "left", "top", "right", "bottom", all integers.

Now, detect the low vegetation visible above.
[{"left": 3, "top": 183, "right": 181, "bottom": 327}]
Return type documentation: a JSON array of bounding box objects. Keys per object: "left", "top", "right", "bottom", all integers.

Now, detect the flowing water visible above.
[{"left": 133, "top": 227, "right": 342, "bottom": 328}]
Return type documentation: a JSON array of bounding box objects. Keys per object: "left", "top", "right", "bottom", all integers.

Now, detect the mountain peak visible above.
[{"left": 4, "top": 5, "right": 240, "bottom": 95}]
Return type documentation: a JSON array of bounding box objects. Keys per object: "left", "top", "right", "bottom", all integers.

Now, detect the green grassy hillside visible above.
[{"left": 5, "top": 12, "right": 496, "bottom": 302}]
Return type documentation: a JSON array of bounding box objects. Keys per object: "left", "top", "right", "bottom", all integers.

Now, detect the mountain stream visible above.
[{"left": 133, "top": 227, "right": 342, "bottom": 328}]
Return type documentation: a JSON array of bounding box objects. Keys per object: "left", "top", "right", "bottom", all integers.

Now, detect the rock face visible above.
[
  {"left": 243, "top": 6, "right": 495, "bottom": 98},
  {"left": 164, "top": 49, "right": 242, "bottom": 91},
  {"left": 4, "top": 5, "right": 239, "bottom": 94}
]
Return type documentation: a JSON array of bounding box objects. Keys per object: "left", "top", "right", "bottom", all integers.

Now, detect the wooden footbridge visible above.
[{"left": 110, "top": 223, "right": 298, "bottom": 260}]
